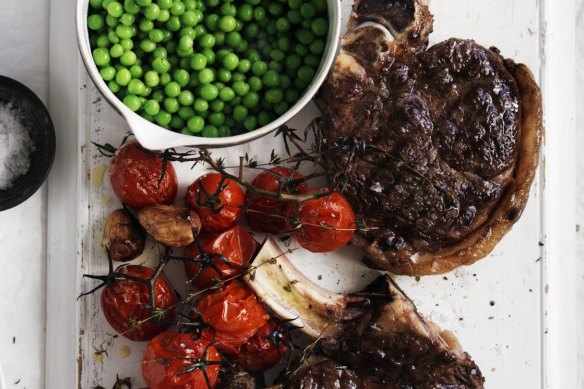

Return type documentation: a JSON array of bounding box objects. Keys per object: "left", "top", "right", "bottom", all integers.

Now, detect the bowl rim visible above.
[
  {"left": 76, "top": 0, "right": 341, "bottom": 149},
  {"left": 0, "top": 75, "right": 56, "bottom": 212}
]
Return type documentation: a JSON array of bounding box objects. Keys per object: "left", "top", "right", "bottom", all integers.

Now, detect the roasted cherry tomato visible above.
[
  {"left": 235, "top": 319, "right": 288, "bottom": 373},
  {"left": 184, "top": 173, "right": 245, "bottom": 232},
  {"left": 142, "top": 331, "right": 221, "bottom": 389},
  {"left": 184, "top": 226, "right": 259, "bottom": 289},
  {"left": 286, "top": 189, "right": 356, "bottom": 253},
  {"left": 196, "top": 281, "right": 267, "bottom": 353},
  {"left": 245, "top": 167, "right": 307, "bottom": 234},
  {"left": 101, "top": 265, "right": 176, "bottom": 341},
  {"left": 109, "top": 140, "right": 178, "bottom": 209}
]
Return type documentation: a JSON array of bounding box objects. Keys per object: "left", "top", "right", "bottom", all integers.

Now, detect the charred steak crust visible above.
[{"left": 320, "top": 0, "right": 543, "bottom": 275}]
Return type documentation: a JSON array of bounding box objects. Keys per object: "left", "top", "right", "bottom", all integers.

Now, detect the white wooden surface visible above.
[
  {"left": 46, "top": 0, "right": 578, "bottom": 388},
  {"left": 0, "top": 2, "right": 49, "bottom": 388}
]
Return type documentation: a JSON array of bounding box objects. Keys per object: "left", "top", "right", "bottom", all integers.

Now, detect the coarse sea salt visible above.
[{"left": 0, "top": 102, "right": 35, "bottom": 190}]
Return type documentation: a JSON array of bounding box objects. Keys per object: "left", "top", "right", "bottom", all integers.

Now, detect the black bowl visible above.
[{"left": 0, "top": 76, "right": 56, "bottom": 211}]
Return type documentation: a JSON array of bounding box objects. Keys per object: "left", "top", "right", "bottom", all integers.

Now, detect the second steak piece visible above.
[{"left": 320, "top": 0, "right": 543, "bottom": 275}]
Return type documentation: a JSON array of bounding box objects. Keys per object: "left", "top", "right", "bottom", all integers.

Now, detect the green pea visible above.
[
  {"left": 108, "top": 80, "right": 121, "bottom": 93},
  {"left": 178, "top": 106, "right": 195, "bottom": 119},
  {"left": 311, "top": 18, "right": 328, "bottom": 37},
  {"left": 287, "top": 9, "right": 301, "bottom": 25},
  {"left": 100, "top": 66, "right": 117, "bottom": 81},
  {"left": 200, "top": 84, "right": 219, "bottom": 100},
  {"left": 93, "top": 48, "right": 111, "bottom": 66},
  {"left": 202, "top": 125, "right": 219, "bottom": 137},
  {"left": 96, "top": 34, "right": 110, "bottom": 48},
  {"left": 110, "top": 44, "right": 123, "bottom": 59},
  {"left": 199, "top": 33, "right": 216, "bottom": 48},
  {"left": 310, "top": 39, "right": 325, "bottom": 55},
  {"left": 246, "top": 49, "right": 260, "bottom": 62},
  {"left": 170, "top": 1, "right": 185, "bottom": 15},
  {"left": 115, "top": 68, "right": 130, "bottom": 85},
  {"left": 164, "top": 81, "right": 181, "bottom": 97},
  {"left": 166, "top": 41, "right": 178, "bottom": 54},
  {"left": 90, "top": 0, "right": 104, "bottom": 9},
  {"left": 280, "top": 74, "right": 291, "bottom": 90},
  {"left": 194, "top": 25, "right": 207, "bottom": 38},
  {"left": 238, "top": 4, "right": 254, "bottom": 22},
  {"left": 119, "top": 50, "right": 136, "bottom": 66},
  {"left": 144, "top": 3, "right": 161, "bottom": 19},
  {"left": 115, "top": 25, "right": 133, "bottom": 39},
  {"left": 222, "top": 53, "right": 239, "bottom": 71},
  {"left": 262, "top": 70, "right": 280, "bottom": 88},
  {"left": 258, "top": 110, "right": 271, "bottom": 126},
  {"left": 198, "top": 68, "right": 215, "bottom": 84},
  {"left": 219, "top": 87, "right": 235, "bottom": 102},
  {"left": 217, "top": 68, "right": 232, "bottom": 83},
  {"left": 88, "top": 14, "right": 105, "bottom": 30},
  {"left": 202, "top": 48, "right": 216, "bottom": 64},
  {"left": 297, "top": 65, "right": 316, "bottom": 83},
  {"left": 232, "top": 105, "right": 248, "bottom": 121},
  {"left": 140, "top": 39, "right": 156, "bottom": 52},
  {"left": 214, "top": 32, "right": 226, "bottom": 45},
  {"left": 120, "top": 13, "right": 136, "bottom": 26},
  {"left": 158, "top": 0, "right": 172, "bottom": 9},
  {"left": 300, "top": 3, "right": 316, "bottom": 18},
  {"left": 218, "top": 15, "right": 237, "bottom": 32},
  {"left": 107, "top": 1, "right": 124, "bottom": 17},
  {"left": 294, "top": 78, "right": 308, "bottom": 90},
  {"left": 220, "top": 3, "right": 236, "bottom": 16},
  {"left": 248, "top": 76, "right": 262, "bottom": 92},
  {"left": 243, "top": 115, "right": 257, "bottom": 131},
  {"left": 190, "top": 54, "right": 207, "bottom": 70},
  {"left": 285, "top": 88, "right": 299, "bottom": 103},
  {"left": 297, "top": 29, "right": 314, "bottom": 45},
  {"left": 102, "top": 0, "right": 115, "bottom": 9},
  {"left": 160, "top": 72, "right": 172, "bottom": 86},
  {"left": 275, "top": 18, "right": 289, "bottom": 33},
  {"left": 124, "top": 0, "right": 141, "bottom": 13},
  {"left": 164, "top": 97, "right": 180, "bottom": 113},
  {"left": 232, "top": 81, "right": 250, "bottom": 96},
  {"left": 231, "top": 72, "right": 246, "bottom": 82},
  {"left": 128, "top": 79, "right": 146, "bottom": 95},
  {"left": 253, "top": 6, "right": 266, "bottom": 21},
  {"left": 210, "top": 99, "right": 225, "bottom": 112},
  {"left": 187, "top": 116, "right": 205, "bottom": 132},
  {"left": 157, "top": 9, "right": 170, "bottom": 22},
  {"left": 314, "top": 0, "right": 327, "bottom": 12},
  {"left": 182, "top": 11, "right": 199, "bottom": 27},
  {"left": 243, "top": 91, "right": 259, "bottom": 108},
  {"left": 178, "top": 90, "right": 195, "bottom": 105},
  {"left": 155, "top": 110, "right": 172, "bottom": 126},
  {"left": 136, "top": 0, "right": 151, "bottom": 6},
  {"left": 235, "top": 59, "right": 251, "bottom": 74},
  {"left": 265, "top": 89, "right": 283, "bottom": 104},
  {"left": 295, "top": 43, "right": 308, "bottom": 56},
  {"left": 218, "top": 125, "right": 231, "bottom": 137},
  {"left": 268, "top": 60, "right": 283, "bottom": 73},
  {"left": 123, "top": 94, "right": 141, "bottom": 111},
  {"left": 166, "top": 15, "right": 182, "bottom": 31},
  {"left": 173, "top": 69, "right": 190, "bottom": 86},
  {"left": 288, "top": 0, "right": 301, "bottom": 9},
  {"left": 180, "top": 26, "right": 197, "bottom": 39},
  {"left": 225, "top": 31, "right": 242, "bottom": 48},
  {"left": 246, "top": 0, "right": 261, "bottom": 5},
  {"left": 205, "top": 14, "right": 219, "bottom": 31},
  {"left": 108, "top": 30, "right": 120, "bottom": 44},
  {"left": 270, "top": 49, "right": 285, "bottom": 62},
  {"left": 144, "top": 99, "right": 160, "bottom": 115},
  {"left": 152, "top": 57, "right": 171, "bottom": 73},
  {"left": 206, "top": 0, "right": 220, "bottom": 7},
  {"left": 193, "top": 9, "right": 204, "bottom": 22},
  {"left": 120, "top": 38, "right": 134, "bottom": 50},
  {"left": 177, "top": 35, "right": 192, "bottom": 52},
  {"left": 208, "top": 112, "right": 225, "bottom": 126},
  {"left": 305, "top": 54, "right": 320, "bottom": 67},
  {"left": 268, "top": 2, "right": 283, "bottom": 15},
  {"left": 251, "top": 61, "right": 267, "bottom": 76},
  {"left": 153, "top": 46, "right": 167, "bottom": 58}
]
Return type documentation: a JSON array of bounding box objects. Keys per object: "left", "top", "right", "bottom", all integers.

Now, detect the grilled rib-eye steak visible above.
[
  {"left": 245, "top": 238, "right": 485, "bottom": 388},
  {"left": 320, "top": 0, "right": 543, "bottom": 275}
]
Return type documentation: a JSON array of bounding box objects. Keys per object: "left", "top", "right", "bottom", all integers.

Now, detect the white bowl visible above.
[{"left": 76, "top": 0, "right": 341, "bottom": 150}]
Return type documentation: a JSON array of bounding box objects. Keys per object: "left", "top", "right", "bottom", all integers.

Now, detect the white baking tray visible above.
[{"left": 46, "top": 0, "right": 578, "bottom": 388}]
